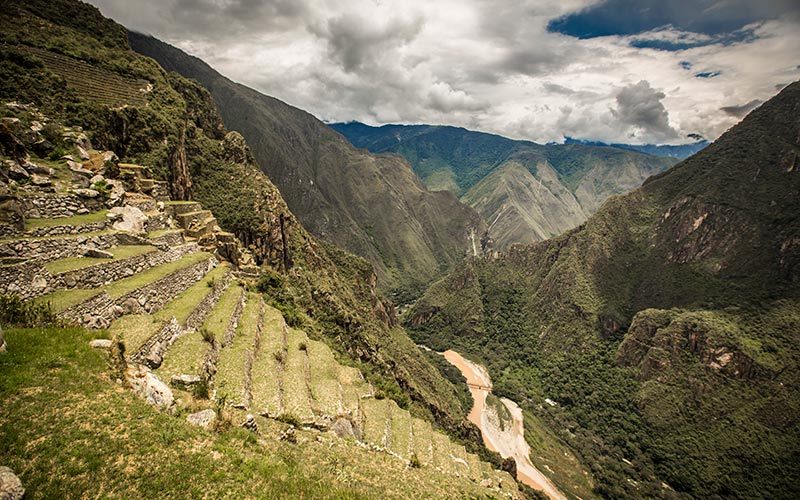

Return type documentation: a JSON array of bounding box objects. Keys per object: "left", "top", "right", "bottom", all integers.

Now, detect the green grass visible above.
[
  {"left": 25, "top": 209, "right": 108, "bottom": 229},
  {"left": 361, "top": 398, "right": 390, "bottom": 447},
  {"left": 411, "top": 418, "right": 433, "bottom": 465},
  {"left": 201, "top": 283, "right": 243, "bottom": 340},
  {"left": 146, "top": 228, "right": 181, "bottom": 239},
  {"left": 388, "top": 399, "right": 412, "bottom": 458},
  {"left": 0, "top": 326, "right": 512, "bottom": 500},
  {"left": 44, "top": 244, "right": 156, "bottom": 274},
  {"left": 250, "top": 305, "right": 286, "bottom": 416},
  {"left": 282, "top": 328, "right": 313, "bottom": 421},
  {"left": 215, "top": 293, "right": 261, "bottom": 404},
  {"left": 33, "top": 288, "right": 101, "bottom": 313},
  {"left": 431, "top": 431, "right": 457, "bottom": 474},
  {"left": 307, "top": 339, "right": 342, "bottom": 417},
  {"left": 339, "top": 365, "right": 371, "bottom": 414},
  {"left": 158, "top": 265, "right": 230, "bottom": 325},
  {"left": 105, "top": 252, "right": 212, "bottom": 299}
]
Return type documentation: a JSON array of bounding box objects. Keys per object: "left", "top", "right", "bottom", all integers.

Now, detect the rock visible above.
[
  {"left": 330, "top": 417, "right": 356, "bottom": 439},
  {"left": 31, "top": 139, "right": 54, "bottom": 156},
  {"left": 170, "top": 374, "right": 201, "bottom": 389},
  {"left": 30, "top": 120, "right": 43, "bottom": 132},
  {"left": 76, "top": 132, "right": 92, "bottom": 153},
  {"left": 186, "top": 409, "right": 217, "bottom": 429},
  {"left": 241, "top": 414, "right": 259, "bottom": 434},
  {"left": 0, "top": 325, "right": 5, "bottom": 354},
  {"left": 279, "top": 425, "right": 297, "bottom": 443},
  {"left": 61, "top": 154, "right": 75, "bottom": 161},
  {"left": 109, "top": 205, "right": 147, "bottom": 233},
  {"left": 89, "top": 339, "right": 113, "bottom": 349},
  {"left": 66, "top": 160, "right": 85, "bottom": 170},
  {"left": 5, "top": 161, "right": 29, "bottom": 180},
  {"left": 76, "top": 208, "right": 90, "bottom": 215},
  {"left": 90, "top": 174, "right": 105, "bottom": 185},
  {"left": 0, "top": 466, "right": 25, "bottom": 500},
  {"left": 127, "top": 366, "right": 173, "bottom": 410},
  {"left": 73, "top": 188, "right": 99, "bottom": 198},
  {"left": 76, "top": 144, "right": 90, "bottom": 161},
  {"left": 156, "top": 200, "right": 165, "bottom": 210},
  {"left": 31, "top": 174, "right": 52, "bottom": 186},
  {"left": 25, "top": 162, "right": 54, "bottom": 176},
  {"left": 82, "top": 247, "right": 113, "bottom": 259}
]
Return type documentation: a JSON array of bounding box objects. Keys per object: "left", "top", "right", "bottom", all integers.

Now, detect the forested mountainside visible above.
[
  {"left": 406, "top": 82, "right": 800, "bottom": 499},
  {"left": 331, "top": 122, "right": 677, "bottom": 249},
  {"left": 128, "top": 33, "right": 485, "bottom": 302},
  {"left": 0, "top": 2, "right": 515, "bottom": 494}
]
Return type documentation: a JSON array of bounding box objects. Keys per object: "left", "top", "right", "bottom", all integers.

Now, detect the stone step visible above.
[
  {"left": 146, "top": 229, "right": 185, "bottom": 247},
  {"left": 123, "top": 192, "right": 157, "bottom": 213},
  {"left": 175, "top": 210, "right": 213, "bottom": 229},
  {"left": 250, "top": 305, "right": 286, "bottom": 417},
  {"left": 164, "top": 201, "right": 203, "bottom": 217},
  {"left": 282, "top": 328, "right": 314, "bottom": 423},
  {"left": 306, "top": 339, "right": 343, "bottom": 420},
  {"left": 185, "top": 216, "right": 217, "bottom": 239},
  {"left": 215, "top": 293, "right": 262, "bottom": 407},
  {"left": 57, "top": 251, "right": 217, "bottom": 329}
]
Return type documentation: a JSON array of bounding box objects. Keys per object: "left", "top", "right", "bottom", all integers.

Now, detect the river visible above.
[{"left": 443, "top": 350, "right": 567, "bottom": 500}]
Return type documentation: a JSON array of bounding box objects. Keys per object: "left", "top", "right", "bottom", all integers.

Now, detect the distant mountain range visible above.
[
  {"left": 331, "top": 122, "right": 677, "bottom": 250},
  {"left": 563, "top": 137, "right": 709, "bottom": 158}
]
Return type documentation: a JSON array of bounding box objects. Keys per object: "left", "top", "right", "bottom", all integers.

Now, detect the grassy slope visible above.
[
  {"left": 127, "top": 32, "right": 486, "bottom": 301},
  {"left": 406, "top": 83, "right": 800, "bottom": 498},
  {"left": 0, "top": 327, "right": 510, "bottom": 500}
]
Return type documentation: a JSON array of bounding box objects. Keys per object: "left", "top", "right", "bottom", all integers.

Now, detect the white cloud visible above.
[{"left": 88, "top": 0, "right": 800, "bottom": 145}]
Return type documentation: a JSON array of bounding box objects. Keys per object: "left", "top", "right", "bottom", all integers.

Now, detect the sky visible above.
[{"left": 87, "top": 0, "right": 799, "bottom": 145}]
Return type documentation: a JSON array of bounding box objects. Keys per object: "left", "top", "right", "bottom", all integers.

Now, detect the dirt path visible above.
[{"left": 443, "top": 350, "right": 567, "bottom": 500}]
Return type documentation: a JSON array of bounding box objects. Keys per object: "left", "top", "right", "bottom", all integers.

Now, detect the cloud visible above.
[
  {"left": 720, "top": 99, "right": 763, "bottom": 117},
  {"left": 87, "top": 0, "right": 800, "bottom": 145},
  {"left": 612, "top": 80, "right": 680, "bottom": 141}
]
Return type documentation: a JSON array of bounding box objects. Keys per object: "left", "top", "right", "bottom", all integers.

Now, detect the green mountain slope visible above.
[
  {"left": 405, "top": 82, "right": 800, "bottom": 498},
  {"left": 127, "top": 33, "right": 485, "bottom": 301},
  {"left": 0, "top": 0, "right": 487, "bottom": 475},
  {"left": 332, "top": 122, "right": 677, "bottom": 249}
]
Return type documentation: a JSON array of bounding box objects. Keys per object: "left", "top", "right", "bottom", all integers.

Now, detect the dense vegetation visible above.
[{"left": 406, "top": 82, "right": 800, "bottom": 499}]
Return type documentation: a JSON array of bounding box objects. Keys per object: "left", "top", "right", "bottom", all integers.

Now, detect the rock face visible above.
[
  {"left": 186, "top": 409, "right": 216, "bottom": 429},
  {"left": 109, "top": 205, "right": 147, "bottom": 233},
  {"left": 0, "top": 466, "right": 24, "bottom": 500}
]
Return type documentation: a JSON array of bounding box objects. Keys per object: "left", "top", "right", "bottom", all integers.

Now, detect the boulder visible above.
[
  {"left": 127, "top": 366, "right": 173, "bottom": 410},
  {"left": 0, "top": 466, "right": 24, "bottom": 500},
  {"left": 109, "top": 205, "right": 147, "bottom": 233},
  {"left": 73, "top": 188, "right": 99, "bottom": 198},
  {"left": 82, "top": 247, "right": 113, "bottom": 259},
  {"left": 76, "top": 144, "right": 90, "bottom": 161},
  {"left": 0, "top": 325, "right": 6, "bottom": 353},
  {"left": 186, "top": 409, "right": 217, "bottom": 429},
  {"left": 90, "top": 174, "right": 105, "bottom": 185},
  {"left": 89, "top": 339, "right": 113, "bottom": 349},
  {"left": 170, "top": 374, "right": 202, "bottom": 389},
  {"left": 241, "top": 414, "right": 259, "bottom": 434},
  {"left": 5, "top": 161, "right": 29, "bottom": 180},
  {"left": 25, "top": 162, "right": 54, "bottom": 176},
  {"left": 30, "top": 174, "right": 52, "bottom": 186}
]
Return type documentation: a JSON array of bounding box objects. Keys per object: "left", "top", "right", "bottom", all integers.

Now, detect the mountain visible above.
[
  {"left": 405, "top": 82, "right": 800, "bottom": 498},
  {"left": 0, "top": 1, "right": 521, "bottom": 497},
  {"left": 127, "top": 34, "right": 485, "bottom": 302},
  {"left": 331, "top": 122, "right": 677, "bottom": 249},
  {"left": 564, "top": 137, "right": 710, "bottom": 159}
]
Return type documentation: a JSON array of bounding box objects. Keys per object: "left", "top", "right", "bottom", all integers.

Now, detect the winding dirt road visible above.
[{"left": 443, "top": 350, "right": 567, "bottom": 500}]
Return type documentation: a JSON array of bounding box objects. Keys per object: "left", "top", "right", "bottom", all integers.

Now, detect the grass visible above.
[
  {"left": 104, "top": 252, "right": 212, "bottom": 299},
  {"left": 0, "top": 327, "right": 513, "bottom": 500},
  {"left": 215, "top": 293, "right": 261, "bottom": 404},
  {"left": 361, "top": 398, "right": 390, "bottom": 447},
  {"left": 250, "top": 305, "right": 286, "bottom": 416},
  {"left": 33, "top": 288, "right": 101, "bottom": 313},
  {"left": 44, "top": 244, "right": 156, "bottom": 274},
  {"left": 201, "top": 283, "right": 243, "bottom": 340},
  {"left": 388, "top": 399, "right": 412, "bottom": 458},
  {"left": 339, "top": 365, "right": 371, "bottom": 413},
  {"left": 431, "top": 431, "right": 457, "bottom": 474},
  {"left": 411, "top": 418, "right": 433, "bottom": 465},
  {"left": 282, "top": 328, "right": 313, "bottom": 421},
  {"left": 307, "top": 339, "right": 342, "bottom": 417},
  {"left": 25, "top": 209, "right": 109, "bottom": 229}
]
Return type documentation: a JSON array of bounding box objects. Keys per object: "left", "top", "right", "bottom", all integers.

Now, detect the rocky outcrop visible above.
[{"left": 126, "top": 365, "right": 174, "bottom": 410}]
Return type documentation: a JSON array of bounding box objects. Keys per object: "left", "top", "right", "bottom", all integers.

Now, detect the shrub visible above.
[{"left": 0, "top": 294, "right": 60, "bottom": 327}]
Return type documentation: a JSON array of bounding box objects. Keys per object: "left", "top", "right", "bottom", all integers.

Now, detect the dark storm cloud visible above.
[
  {"left": 309, "top": 12, "right": 424, "bottom": 72},
  {"left": 548, "top": 0, "right": 799, "bottom": 39},
  {"left": 720, "top": 99, "right": 763, "bottom": 117},
  {"left": 612, "top": 80, "right": 679, "bottom": 140}
]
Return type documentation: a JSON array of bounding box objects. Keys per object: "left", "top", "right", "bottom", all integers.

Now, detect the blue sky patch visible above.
[{"left": 695, "top": 71, "right": 721, "bottom": 78}]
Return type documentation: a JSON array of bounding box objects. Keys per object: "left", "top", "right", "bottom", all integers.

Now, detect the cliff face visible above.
[
  {"left": 406, "top": 82, "right": 800, "bottom": 498},
  {"left": 128, "top": 32, "right": 486, "bottom": 301}
]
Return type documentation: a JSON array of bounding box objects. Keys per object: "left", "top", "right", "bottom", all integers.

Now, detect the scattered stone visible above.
[
  {"left": 0, "top": 325, "right": 5, "bottom": 354},
  {"left": 76, "top": 144, "right": 90, "bottom": 161},
  {"left": 76, "top": 132, "right": 92, "bottom": 152},
  {"left": 5, "top": 161, "right": 29, "bottom": 180},
  {"left": 30, "top": 174, "right": 52, "bottom": 186},
  {"left": 25, "top": 162, "right": 54, "bottom": 176},
  {"left": 82, "top": 247, "right": 113, "bottom": 259},
  {"left": 73, "top": 188, "right": 99, "bottom": 198},
  {"left": 170, "top": 374, "right": 201, "bottom": 389},
  {"left": 90, "top": 174, "right": 105, "bottom": 185},
  {"left": 109, "top": 205, "right": 147, "bottom": 233},
  {"left": 279, "top": 425, "right": 297, "bottom": 443},
  {"left": 330, "top": 417, "right": 356, "bottom": 439},
  {"left": 76, "top": 208, "right": 90, "bottom": 215},
  {"left": 241, "top": 414, "right": 259, "bottom": 434},
  {"left": 89, "top": 339, "right": 113, "bottom": 349},
  {"left": 30, "top": 120, "right": 43, "bottom": 132},
  {"left": 127, "top": 366, "right": 173, "bottom": 410},
  {"left": 61, "top": 154, "right": 75, "bottom": 161},
  {"left": 156, "top": 200, "right": 165, "bottom": 210},
  {"left": 66, "top": 160, "right": 85, "bottom": 170},
  {"left": 0, "top": 466, "right": 25, "bottom": 500},
  {"left": 186, "top": 409, "right": 217, "bottom": 429}
]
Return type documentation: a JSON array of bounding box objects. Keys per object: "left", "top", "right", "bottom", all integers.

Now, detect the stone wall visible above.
[
  {"left": 61, "top": 256, "right": 218, "bottom": 329},
  {"left": 27, "top": 220, "right": 109, "bottom": 238},
  {"left": 20, "top": 194, "right": 103, "bottom": 219},
  {"left": 0, "top": 260, "right": 49, "bottom": 298},
  {"left": 0, "top": 232, "right": 120, "bottom": 262}
]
